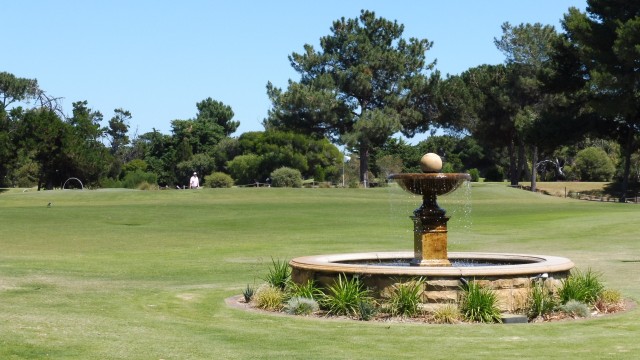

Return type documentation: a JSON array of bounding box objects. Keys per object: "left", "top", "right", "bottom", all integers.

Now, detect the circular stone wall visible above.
[{"left": 290, "top": 251, "right": 574, "bottom": 312}]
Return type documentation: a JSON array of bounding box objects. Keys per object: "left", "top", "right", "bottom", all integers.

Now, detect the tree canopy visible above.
[{"left": 265, "top": 10, "right": 439, "bottom": 185}]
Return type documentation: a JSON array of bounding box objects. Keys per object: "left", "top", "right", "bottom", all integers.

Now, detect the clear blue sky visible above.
[{"left": 4, "top": 0, "right": 586, "bottom": 140}]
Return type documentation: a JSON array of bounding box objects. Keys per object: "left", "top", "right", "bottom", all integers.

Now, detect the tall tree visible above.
[
  {"left": 266, "top": 10, "right": 439, "bottom": 185},
  {"left": 561, "top": 0, "right": 640, "bottom": 201},
  {"left": 494, "top": 22, "right": 560, "bottom": 190},
  {"left": 196, "top": 97, "right": 239, "bottom": 137}
]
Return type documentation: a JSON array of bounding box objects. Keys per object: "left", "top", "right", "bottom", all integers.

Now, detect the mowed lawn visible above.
[{"left": 0, "top": 184, "right": 639, "bottom": 359}]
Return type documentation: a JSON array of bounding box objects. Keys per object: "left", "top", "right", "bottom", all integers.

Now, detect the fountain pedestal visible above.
[{"left": 411, "top": 214, "right": 450, "bottom": 267}]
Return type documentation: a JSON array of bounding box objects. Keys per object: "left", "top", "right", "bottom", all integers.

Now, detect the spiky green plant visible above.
[
  {"left": 387, "top": 277, "right": 425, "bottom": 317},
  {"left": 459, "top": 280, "right": 502, "bottom": 323},
  {"left": 242, "top": 284, "right": 255, "bottom": 303},
  {"left": 287, "top": 279, "right": 324, "bottom": 301},
  {"left": 263, "top": 258, "right": 291, "bottom": 291},
  {"left": 527, "top": 280, "right": 557, "bottom": 319},
  {"left": 321, "top": 274, "right": 371, "bottom": 317},
  {"left": 558, "top": 268, "right": 605, "bottom": 305}
]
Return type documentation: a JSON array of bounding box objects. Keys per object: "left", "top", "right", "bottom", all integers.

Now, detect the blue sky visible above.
[{"left": 4, "top": 0, "right": 586, "bottom": 140}]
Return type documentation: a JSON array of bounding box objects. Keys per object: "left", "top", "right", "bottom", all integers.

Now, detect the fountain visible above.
[{"left": 289, "top": 153, "right": 574, "bottom": 311}]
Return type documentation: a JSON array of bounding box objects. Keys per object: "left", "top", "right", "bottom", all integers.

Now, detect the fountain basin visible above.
[
  {"left": 389, "top": 173, "right": 471, "bottom": 196},
  {"left": 290, "top": 251, "right": 574, "bottom": 312}
]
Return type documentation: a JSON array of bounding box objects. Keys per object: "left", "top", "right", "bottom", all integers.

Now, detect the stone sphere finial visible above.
[{"left": 420, "top": 153, "right": 442, "bottom": 173}]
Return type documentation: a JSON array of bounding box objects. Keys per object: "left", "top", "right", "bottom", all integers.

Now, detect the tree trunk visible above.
[
  {"left": 359, "top": 144, "right": 369, "bottom": 188},
  {"left": 517, "top": 139, "right": 526, "bottom": 182},
  {"left": 620, "top": 130, "right": 633, "bottom": 203},
  {"left": 531, "top": 145, "right": 538, "bottom": 193},
  {"left": 509, "top": 139, "right": 518, "bottom": 186}
]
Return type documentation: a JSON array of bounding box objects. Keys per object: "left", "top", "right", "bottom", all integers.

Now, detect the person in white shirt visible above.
[{"left": 189, "top": 172, "right": 200, "bottom": 189}]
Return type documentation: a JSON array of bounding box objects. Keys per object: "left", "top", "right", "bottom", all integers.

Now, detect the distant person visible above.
[{"left": 190, "top": 172, "right": 200, "bottom": 189}]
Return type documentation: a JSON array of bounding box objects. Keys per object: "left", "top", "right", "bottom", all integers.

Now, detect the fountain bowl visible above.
[{"left": 389, "top": 173, "right": 471, "bottom": 196}]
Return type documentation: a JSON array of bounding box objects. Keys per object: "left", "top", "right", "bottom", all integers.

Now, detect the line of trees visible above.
[{"left": 2, "top": 1, "right": 639, "bottom": 197}]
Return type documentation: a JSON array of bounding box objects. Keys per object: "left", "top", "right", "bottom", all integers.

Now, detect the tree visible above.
[
  {"left": 0, "top": 72, "right": 40, "bottom": 186},
  {"left": 237, "top": 130, "right": 342, "bottom": 182},
  {"left": 0, "top": 72, "right": 39, "bottom": 112},
  {"left": 105, "top": 108, "right": 131, "bottom": 156},
  {"left": 16, "top": 108, "right": 68, "bottom": 190},
  {"left": 196, "top": 97, "right": 239, "bottom": 137},
  {"left": 266, "top": 10, "right": 439, "bottom": 185},
  {"left": 560, "top": 0, "right": 640, "bottom": 201},
  {"left": 494, "top": 22, "right": 560, "bottom": 190}
]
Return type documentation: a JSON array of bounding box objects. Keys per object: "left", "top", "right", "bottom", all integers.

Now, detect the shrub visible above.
[
  {"left": 432, "top": 304, "right": 462, "bottom": 324},
  {"left": 287, "top": 280, "right": 324, "bottom": 301},
  {"left": 253, "top": 285, "right": 285, "bottom": 311},
  {"left": 121, "top": 170, "right": 157, "bottom": 189},
  {"left": 227, "top": 154, "right": 261, "bottom": 186},
  {"left": 560, "top": 300, "right": 590, "bottom": 318},
  {"left": 484, "top": 166, "right": 504, "bottom": 182},
  {"left": 270, "top": 167, "right": 303, "bottom": 188},
  {"left": 527, "top": 281, "right": 558, "bottom": 320},
  {"left": 263, "top": 258, "right": 291, "bottom": 291},
  {"left": 594, "top": 289, "right": 624, "bottom": 313},
  {"left": 321, "top": 274, "right": 371, "bottom": 317},
  {"left": 285, "top": 297, "right": 319, "bottom": 315},
  {"left": 558, "top": 268, "right": 605, "bottom": 305},
  {"left": 573, "top": 147, "right": 616, "bottom": 181},
  {"left": 204, "top": 172, "right": 234, "bottom": 188},
  {"left": 357, "top": 299, "right": 377, "bottom": 321},
  {"left": 387, "top": 278, "right": 425, "bottom": 317},
  {"left": 467, "top": 168, "right": 480, "bottom": 182},
  {"left": 459, "top": 280, "right": 502, "bottom": 323},
  {"left": 136, "top": 181, "right": 156, "bottom": 190}
]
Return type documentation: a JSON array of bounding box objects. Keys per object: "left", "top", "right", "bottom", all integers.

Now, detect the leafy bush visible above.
[
  {"left": 285, "top": 297, "right": 319, "bottom": 315},
  {"left": 459, "top": 280, "right": 502, "bottom": 323},
  {"left": 387, "top": 278, "right": 425, "bottom": 317},
  {"left": 322, "top": 274, "right": 371, "bottom": 317},
  {"left": 558, "top": 268, "right": 604, "bottom": 305},
  {"left": 270, "top": 167, "right": 303, "bottom": 188},
  {"left": 432, "top": 304, "right": 462, "bottom": 324},
  {"left": 560, "top": 300, "right": 590, "bottom": 318},
  {"left": 287, "top": 280, "right": 324, "bottom": 301},
  {"left": 227, "top": 154, "right": 261, "bottom": 186},
  {"left": 468, "top": 168, "right": 480, "bottom": 182},
  {"left": 136, "top": 181, "right": 156, "bottom": 190},
  {"left": 204, "top": 172, "right": 234, "bottom": 188},
  {"left": 253, "top": 285, "right": 285, "bottom": 311},
  {"left": 263, "top": 258, "right": 291, "bottom": 291},
  {"left": 573, "top": 147, "right": 616, "bottom": 181},
  {"left": 527, "top": 281, "right": 557, "bottom": 319},
  {"left": 122, "top": 170, "right": 157, "bottom": 189}
]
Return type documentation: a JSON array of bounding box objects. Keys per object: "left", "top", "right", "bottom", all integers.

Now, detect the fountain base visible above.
[{"left": 290, "top": 251, "right": 574, "bottom": 312}]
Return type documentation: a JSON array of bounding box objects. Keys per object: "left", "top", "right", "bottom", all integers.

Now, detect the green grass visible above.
[{"left": 0, "top": 185, "right": 639, "bottom": 359}]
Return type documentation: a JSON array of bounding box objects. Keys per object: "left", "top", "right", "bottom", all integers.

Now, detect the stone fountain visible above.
[{"left": 289, "top": 153, "right": 574, "bottom": 311}]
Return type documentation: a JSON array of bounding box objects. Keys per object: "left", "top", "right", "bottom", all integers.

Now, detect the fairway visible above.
[{"left": 1, "top": 184, "right": 639, "bottom": 359}]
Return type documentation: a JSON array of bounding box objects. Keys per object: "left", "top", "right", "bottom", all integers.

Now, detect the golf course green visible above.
[{"left": 0, "top": 184, "right": 638, "bottom": 359}]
